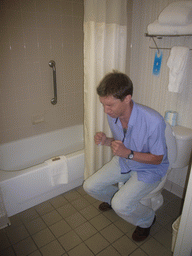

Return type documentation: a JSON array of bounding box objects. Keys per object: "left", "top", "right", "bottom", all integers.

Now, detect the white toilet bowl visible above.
[{"left": 140, "top": 122, "right": 192, "bottom": 211}]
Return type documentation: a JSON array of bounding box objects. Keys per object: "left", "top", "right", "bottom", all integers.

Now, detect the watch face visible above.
[
  {"left": 128, "top": 154, "right": 134, "bottom": 159},
  {"left": 128, "top": 150, "right": 134, "bottom": 160}
]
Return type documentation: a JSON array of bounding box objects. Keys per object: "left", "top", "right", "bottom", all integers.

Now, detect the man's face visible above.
[{"left": 99, "top": 95, "right": 129, "bottom": 118}]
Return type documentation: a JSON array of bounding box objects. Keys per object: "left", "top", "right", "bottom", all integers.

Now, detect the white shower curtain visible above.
[{"left": 84, "top": 0, "right": 128, "bottom": 179}]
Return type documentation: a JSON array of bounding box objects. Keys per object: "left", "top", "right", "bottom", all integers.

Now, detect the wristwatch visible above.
[{"left": 127, "top": 150, "right": 134, "bottom": 160}]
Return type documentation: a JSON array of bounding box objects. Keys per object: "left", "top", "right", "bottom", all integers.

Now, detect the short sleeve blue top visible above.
[{"left": 107, "top": 101, "right": 169, "bottom": 183}]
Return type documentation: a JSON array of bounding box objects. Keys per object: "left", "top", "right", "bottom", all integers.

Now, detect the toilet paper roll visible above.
[{"left": 164, "top": 111, "right": 178, "bottom": 126}]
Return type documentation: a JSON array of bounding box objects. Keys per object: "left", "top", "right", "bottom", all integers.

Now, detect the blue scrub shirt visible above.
[{"left": 107, "top": 101, "right": 169, "bottom": 184}]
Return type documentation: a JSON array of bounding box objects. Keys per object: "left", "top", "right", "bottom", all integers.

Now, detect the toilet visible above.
[{"left": 140, "top": 122, "right": 192, "bottom": 211}]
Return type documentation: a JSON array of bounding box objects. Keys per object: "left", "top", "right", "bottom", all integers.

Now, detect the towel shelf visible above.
[
  {"left": 145, "top": 33, "right": 192, "bottom": 51},
  {"left": 145, "top": 33, "right": 192, "bottom": 38}
]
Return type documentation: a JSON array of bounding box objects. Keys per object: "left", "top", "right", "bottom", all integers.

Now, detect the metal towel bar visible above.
[
  {"left": 49, "top": 60, "right": 57, "bottom": 105},
  {"left": 145, "top": 33, "right": 192, "bottom": 51}
]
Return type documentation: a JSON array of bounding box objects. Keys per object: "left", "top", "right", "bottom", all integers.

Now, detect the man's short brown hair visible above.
[{"left": 97, "top": 71, "right": 133, "bottom": 101}]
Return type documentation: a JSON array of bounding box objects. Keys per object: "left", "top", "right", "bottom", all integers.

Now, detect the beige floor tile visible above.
[
  {"left": 32, "top": 228, "right": 55, "bottom": 248},
  {"left": 40, "top": 240, "right": 65, "bottom": 256},
  {"left": 25, "top": 217, "right": 47, "bottom": 235},
  {"left": 18, "top": 208, "right": 39, "bottom": 223},
  {"left": 125, "top": 228, "right": 135, "bottom": 240},
  {"left": 65, "top": 212, "right": 87, "bottom": 229},
  {"left": 165, "top": 219, "right": 175, "bottom": 232},
  {"left": 58, "top": 230, "right": 82, "bottom": 251},
  {"left": 93, "top": 200, "right": 103, "bottom": 210},
  {"left": 41, "top": 210, "right": 62, "bottom": 226},
  {"left": 71, "top": 197, "right": 90, "bottom": 211},
  {"left": 150, "top": 220, "right": 163, "bottom": 236},
  {"left": 0, "top": 246, "right": 16, "bottom": 256},
  {"left": 76, "top": 186, "right": 87, "bottom": 196},
  {"left": 13, "top": 237, "right": 37, "bottom": 255},
  {"left": 80, "top": 205, "right": 100, "bottom": 220},
  {"left": 5, "top": 224, "right": 29, "bottom": 244},
  {"left": 85, "top": 233, "right": 110, "bottom": 254},
  {"left": 57, "top": 203, "right": 77, "bottom": 218},
  {"left": 49, "top": 219, "right": 72, "bottom": 238},
  {"left": 28, "top": 250, "right": 42, "bottom": 256},
  {"left": 0, "top": 231, "right": 11, "bottom": 250},
  {"left": 156, "top": 210, "right": 175, "bottom": 227},
  {"left": 0, "top": 186, "right": 176, "bottom": 256},
  {"left": 35, "top": 201, "right": 55, "bottom": 216},
  {"left": 97, "top": 246, "right": 122, "bottom": 256},
  {"left": 83, "top": 194, "right": 97, "bottom": 204},
  {"left": 103, "top": 210, "right": 121, "bottom": 222},
  {"left": 100, "top": 223, "right": 124, "bottom": 243},
  {"left": 153, "top": 228, "right": 172, "bottom": 250},
  {"left": 161, "top": 202, "right": 182, "bottom": 219},
  {"left": 171, "top": 197, "right": 183, "bottom": 208},
  {"left": 112, "top": 235, "right": 138, "bottom": 256},
  {"left": 162, "top": 190, "right": 178, "bottom": 202},
  {"left": 89, "top": 214, "right": 111, "bottom": 231},
  {"left": 64, "top": 190, "right": 81, "bottom": 201},
  {"left": 8, "top": 214, "right": 23, "bottom": 228},
  {"left": 129, "top": 248, "right": 148, "bottom": 256},
  {"left": 49, "top": 195, "right": 68, "bottom": 209},
  {"left": 74, "top": 221, "right": 98, "bottom": 241},
  {"left": 68, "top": 243, "right": 94, "bottom": 256},
  {"left": 141, "top": 237, "right": 172, "bottom": 256},
  {"left": 114, "top": 218, "right": 135, "bottom": 234}
]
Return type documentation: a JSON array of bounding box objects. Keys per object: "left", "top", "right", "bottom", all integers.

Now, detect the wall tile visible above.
[
  {"left": 22, "top": 11, "right": 37, "bottom": 28},
  {"left": 0, "top": 0, "right": 84, "bottom": 144}
]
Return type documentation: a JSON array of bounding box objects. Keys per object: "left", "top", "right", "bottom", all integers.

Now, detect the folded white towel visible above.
[
  {"left": 167, "top": 46, "right": 190, "bottom": 93},
  {"left": 45, "top": 156, "right": 68, "bottom": 186},
  {"left": 147, "top": 20, "right": 192, "bottom": 35},
  {"left": 158, "top": 1, "right": 192, "bottom": 26}
]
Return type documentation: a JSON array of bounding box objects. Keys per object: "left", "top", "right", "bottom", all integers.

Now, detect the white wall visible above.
[{"left": 129, "top": 0, "right": 192, "bottom": 197}]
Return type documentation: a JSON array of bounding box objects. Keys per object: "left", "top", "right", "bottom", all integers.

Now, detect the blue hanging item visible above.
[{"left": 153, "top": 50, "right": 163, "bottom": 76}]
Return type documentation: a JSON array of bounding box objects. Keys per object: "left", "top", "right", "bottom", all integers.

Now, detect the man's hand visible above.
[
  {"left": 111, "top": 140, "right": 130, "bottom": 158},
  {"left": 94, "top": 132, "right": 107, "bottom": 145}
]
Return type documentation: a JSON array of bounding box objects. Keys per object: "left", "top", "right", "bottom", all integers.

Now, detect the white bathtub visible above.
[{"left": 0, "top": 125, "right": 85, "bottom": 217}]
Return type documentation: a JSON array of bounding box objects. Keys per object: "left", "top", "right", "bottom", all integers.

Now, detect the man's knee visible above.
[
  {"left": 83, "top": 178, "right": 91, "bottom": 194},
  {"left": 111, "top": 195, "right": 124, "bottom": 213},
  {"left": 111, "top": 194, "right": 133, "bottom": 215},
  {"left": 83, "top": 176, "right": 97, "bottom": 194}
]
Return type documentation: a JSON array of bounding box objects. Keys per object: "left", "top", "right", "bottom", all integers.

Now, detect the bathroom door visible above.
[{"left": 173, "top": 164, "right": 192, "bottom": 256}]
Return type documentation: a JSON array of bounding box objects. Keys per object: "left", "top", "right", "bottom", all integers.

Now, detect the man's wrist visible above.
[{"left": 127, "top": 150, "right": 134, "bottom": 160}]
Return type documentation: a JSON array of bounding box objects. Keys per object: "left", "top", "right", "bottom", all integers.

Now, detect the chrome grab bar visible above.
[{"left": 49, "top": 60, "right": 57, "bottom": 105}]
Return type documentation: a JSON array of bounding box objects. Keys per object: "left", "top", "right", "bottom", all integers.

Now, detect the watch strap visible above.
[{"left": 127, "top": 150, "right": 134, "bottom": 159}]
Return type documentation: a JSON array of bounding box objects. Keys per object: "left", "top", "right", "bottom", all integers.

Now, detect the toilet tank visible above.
[{"left": 172, "top": 125, "right": 192, "bottom": 168}]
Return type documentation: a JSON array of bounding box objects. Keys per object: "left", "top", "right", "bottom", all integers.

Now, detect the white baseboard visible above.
[{"left": 164, "top": 180, "right": 185, "bottom": 198}]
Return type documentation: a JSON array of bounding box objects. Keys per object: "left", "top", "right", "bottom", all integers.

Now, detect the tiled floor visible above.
[{"left": 0, "top": 186, "right": 183, "bottom": 256}]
